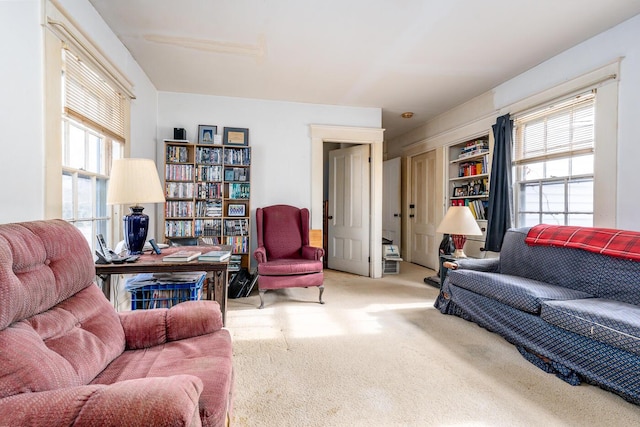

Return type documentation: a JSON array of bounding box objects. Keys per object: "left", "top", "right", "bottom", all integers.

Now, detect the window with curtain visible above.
[
  {"left": 61, "top": 49, "right": 125, "bottom": 250},
  {"left": 513, "top": 92, "right": 595, "bottom": 227}
]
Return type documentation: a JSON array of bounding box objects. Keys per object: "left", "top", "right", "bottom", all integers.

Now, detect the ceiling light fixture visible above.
[{"left": 401, "top": 112, "right": 414, "bottom": 119}]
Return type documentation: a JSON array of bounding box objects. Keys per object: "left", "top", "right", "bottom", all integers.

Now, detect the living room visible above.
[{"left": 2, "top": 1, "right": 640, "bottom": 425}]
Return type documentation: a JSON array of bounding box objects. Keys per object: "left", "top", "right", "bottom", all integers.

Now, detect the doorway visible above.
[
  {"left": 327, "top": 144, "right": 370, "bottom": 276},
  {"left": 310, "top": 125, "right": 384, "bottom": 278}
]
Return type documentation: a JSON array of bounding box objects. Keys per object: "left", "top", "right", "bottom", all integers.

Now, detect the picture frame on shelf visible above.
[
  {"left": 198, "top": 125, "right": 217, "bottom": 144},
  {"left": 224, "top": 168, "right": 235, "bottom": 181},
  {"left": 223, "top": 127, "right": 249, "bottom": 146},
  {"left": 227, "top": 203, "right": 246, "bottom": 217},
  {"left": 453, "top": 186, "right": 466, "bottom": 197}
]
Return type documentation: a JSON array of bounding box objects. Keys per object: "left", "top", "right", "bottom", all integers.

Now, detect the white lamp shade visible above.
[
  {"left": 436, "top": 206, "right": 483, "bottom": 236},
  {"left": 107, "top": 158, "right": 165, "bottom": 205}
]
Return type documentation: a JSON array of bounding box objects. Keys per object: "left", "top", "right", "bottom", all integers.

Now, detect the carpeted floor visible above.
[{"left": 226, "top": 262, "right": 640, "bottom": 426}]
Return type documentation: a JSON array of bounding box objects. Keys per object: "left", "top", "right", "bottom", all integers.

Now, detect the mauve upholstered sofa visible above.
[
  {"left": 0, "top": 219, "right": 233, "bottom": 426},
  {"left": 435, "top": 225, "right": 640, "bottom": 405}
]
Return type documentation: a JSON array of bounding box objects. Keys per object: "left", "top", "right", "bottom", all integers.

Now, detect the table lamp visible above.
[
  {"left": 436, "top": 206, "right": 483, "bottom": 258},
  {"left": 107, "top": 158, "right": 166, "bottom": 255}
]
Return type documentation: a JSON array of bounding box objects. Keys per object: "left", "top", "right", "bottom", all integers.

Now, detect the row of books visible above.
[
  {"left": 225, "top": 236, "right": 250, "bottom": 254},
  {"left": 196, "top": 200, "right": 222, "bottom": 217},
  {"left": 165, "top": 201, "right": 194, "bottom": 218},
  {"left": 194, "top": 219, "right": 222, "bottom": 236},
  {"left": 165, "top": 182, "right": 195, "bottom": 199},
  {"left": 165, "top": 220, "right": 193, "bottom": 237},
  {"left": 228, "top": 183, "right": 250, "bottom": 199},
  {"left": 224, "top": 148, "right": 251, "bottom": 165},
  {"left": 196, "top": 183, "right": 222, "bottom": 200},
  {"left": 458, "top": 155, "right": 489, "bottom": 177},
  {"left": 458, "top": 139, "right": 489, "bottom": 160},
  {"left": 196, "top": 165, "right": 223, "bottom": 182},
  {"left": 166, "top": 146, "right": 190, "bottom": 163},
  {"left": 166, "top": 164, "right": 194, "bottom": 181},
  {"left": 228, "top": 254, "right": 243, "bottom": 272},
  {"left": 224, "top": 219, "right": 249, "bottom": 236},
  {"left": 451, "top": 198, "right": 488, "bottom": 220},
  {"left": 196, "top": 146, "right": 223, "bottom": 164},
  {"left": 224, "top": 167, "right": 249, "bottom": 182}
]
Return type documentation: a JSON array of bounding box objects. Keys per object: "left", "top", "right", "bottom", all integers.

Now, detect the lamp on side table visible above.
[
  {"left": 436, "top": 206, "right": 483, "bottom": 259},
  {"left": 107, "top": 158, "right": 166, "bottom": 255}
]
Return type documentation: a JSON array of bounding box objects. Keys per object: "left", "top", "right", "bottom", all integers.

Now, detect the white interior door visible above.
[
  {"left": 410, "top": 150, "right": 438, "bottom": 269},
  {"left": 383, "top": 157, "right": 401, "bottom": 248},
  {"left": 328, "top": 144, "right": 370, "bottom": 276}
]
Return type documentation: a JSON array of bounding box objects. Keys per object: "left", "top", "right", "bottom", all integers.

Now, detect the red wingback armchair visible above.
[{"left": 254, "top": 205, "right": 325, "bottom": 309}]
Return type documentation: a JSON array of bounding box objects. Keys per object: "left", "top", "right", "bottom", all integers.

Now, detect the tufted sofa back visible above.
[{"left": 0, "top": 220, "right": 125, "bottom": 399}]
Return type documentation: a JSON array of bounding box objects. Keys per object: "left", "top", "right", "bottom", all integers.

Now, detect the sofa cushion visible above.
[
  {"left": 448, "top": 269, "right": 593, "bottom": 314},
  {"left": 541, "top": 298, "right": 640, "bottom": 356},
  {"left": 92, "top": 331, "right": 233, "bottom": 427},
  {"left": 258, "top": 258, "right": 322, "bottom": 276}
]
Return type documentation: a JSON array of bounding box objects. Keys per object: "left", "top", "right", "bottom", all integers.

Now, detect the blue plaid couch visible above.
[{"left": 435, "top": 226, "right": 640, "bottom": 405}]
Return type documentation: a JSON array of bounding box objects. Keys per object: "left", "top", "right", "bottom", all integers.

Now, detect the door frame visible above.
[{"left": 310, "top": 125, "right": 384, "bottom": 278}]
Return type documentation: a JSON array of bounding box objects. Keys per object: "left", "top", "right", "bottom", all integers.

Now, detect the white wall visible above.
[
  {"left": 157, "top": 92, "right": 381, "bottom": 243},
  {"left": 0, "top": 0, "right": 158, "bottom": 226},
  {"left": 388, "top": 14, "right": 640, "bottom": 230},
  {"left": 0, "top": 0, "right": 44, "bottom": 222}
]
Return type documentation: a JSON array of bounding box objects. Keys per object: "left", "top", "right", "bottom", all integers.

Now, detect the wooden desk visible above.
[{"left": 95, "top": 253, "right": 229, "bottom": 324}]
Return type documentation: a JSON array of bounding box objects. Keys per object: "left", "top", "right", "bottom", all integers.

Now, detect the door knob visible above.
[{"left": 327, "top": 215, "right": 333, "bottom": 220}]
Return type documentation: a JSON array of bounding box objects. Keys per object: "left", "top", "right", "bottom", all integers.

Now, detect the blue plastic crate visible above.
[{"left": 126, "top": 272, "right": 205, "bottom": 310}]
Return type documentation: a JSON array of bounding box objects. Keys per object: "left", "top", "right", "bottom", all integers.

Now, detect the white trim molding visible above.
[{"left": 310, "top": 125, "right": 385, "bottom": 278}]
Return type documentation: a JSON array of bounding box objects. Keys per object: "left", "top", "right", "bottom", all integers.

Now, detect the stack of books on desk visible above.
[
  {"left": 198, "top": 249, "right": 231, "bottom": 262},
  {"left": 162, "top": 250, "right": 201, "bottom": 262}
]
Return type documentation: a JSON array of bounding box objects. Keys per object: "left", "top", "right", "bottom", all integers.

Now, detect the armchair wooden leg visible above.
[
  {"left": 258, "top": 290, "right": 266, "bottom": 309},
  {"left": 318, "top": 286, "right": 325, "bottom": 304}
]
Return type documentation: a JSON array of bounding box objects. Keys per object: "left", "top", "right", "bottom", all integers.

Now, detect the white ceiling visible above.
[{"left": 88, "top": 0, "right": 640, "bottom": 140}]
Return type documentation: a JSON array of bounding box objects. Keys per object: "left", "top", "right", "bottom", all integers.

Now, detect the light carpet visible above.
[{"left": 226, "top": 262, "right": 640, "bottom": 426}]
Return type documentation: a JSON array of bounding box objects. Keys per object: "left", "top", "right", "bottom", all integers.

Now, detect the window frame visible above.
[
  {"left": 513, "top": 93, "right": 596, "bottom": 228},
  {"left": 44, "top": 1, "right": 133, "bottom": 250}
]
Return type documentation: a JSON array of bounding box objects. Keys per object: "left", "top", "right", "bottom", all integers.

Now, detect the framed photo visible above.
[
  {"left": 198, "top": 125, "right": 217, "bottom": 144},
  {"left": 223, "top": 127, "right": 249, "bottom": 146},
  {"left": 227, "top": 203, "right": 246, "bottom": 217},
  {"left": 452, "top": 186, "right": 466, "bottom": 197},
  {"left": 224, "top": 168, "right": 235, "bottom": 181}
]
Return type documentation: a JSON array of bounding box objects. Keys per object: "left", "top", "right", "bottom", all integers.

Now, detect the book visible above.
[
  {"left": 162, "top": 250, "right": 202, "bottom": 262},
  {"left": 198, "top": 250, "right": 231, "bottom": 262}
]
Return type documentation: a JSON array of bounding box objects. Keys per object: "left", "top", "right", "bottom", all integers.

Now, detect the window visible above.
[
  {"left": 513, "top": 92, "right": 595, "bottom": 227},
  {"left": 61, "top": 49, "right": 125, "bottom": 251},
  {"left": 62, "top": 117, "right": 122, "bottom": 246}
]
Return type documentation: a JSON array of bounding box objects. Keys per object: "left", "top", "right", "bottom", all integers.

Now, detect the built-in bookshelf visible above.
[
  {"left": 163, "top": 138, "right": 251, "bottom": 273},
  {"left": 447, "top": 135, "right": 492, "bottom": 256}
]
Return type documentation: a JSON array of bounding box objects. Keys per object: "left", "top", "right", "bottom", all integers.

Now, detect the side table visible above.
[{"left": 95, "top": 253, "right": 229, "bottom": 324}]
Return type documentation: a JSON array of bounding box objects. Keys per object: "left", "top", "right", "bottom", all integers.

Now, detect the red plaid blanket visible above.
[{"left": 525, "top": 225, "right": 640, "bottom": 262}]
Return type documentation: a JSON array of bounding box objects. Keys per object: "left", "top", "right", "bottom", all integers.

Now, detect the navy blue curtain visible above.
[{"left": 485, "top": 114, "right": 514, "bottom": 252}]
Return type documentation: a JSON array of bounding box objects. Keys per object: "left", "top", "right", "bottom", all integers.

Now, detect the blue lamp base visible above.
[{"left": 123, "top": 206, "right": 149, "bottom": 255}]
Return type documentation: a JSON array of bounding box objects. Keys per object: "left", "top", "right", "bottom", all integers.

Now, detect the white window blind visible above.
[
  {"left": 514, "top": 92, "right": 595, "bottom": 165},
  {"left": 63, "top": 50, "right": 125, "bottom": 141}
]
